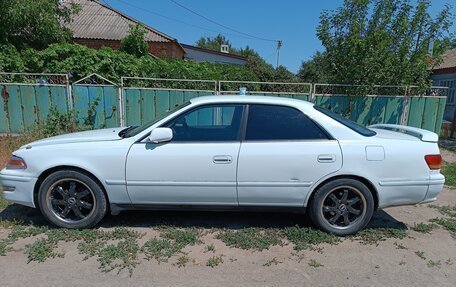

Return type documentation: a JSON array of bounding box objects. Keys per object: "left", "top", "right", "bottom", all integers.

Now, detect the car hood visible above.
[{"left": 22, "top": 127, "right": 125, "bottom": 148}]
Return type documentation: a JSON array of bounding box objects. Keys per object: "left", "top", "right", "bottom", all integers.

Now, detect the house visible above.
[
  {"left": 431, "top": 48, "right": 456, "bottom": 121},
  {"left": 65, "top": 0, "right": 185, "bottom": 59},
  {"left": 181, "top": 44, "right": 247, "bottom": 65}
]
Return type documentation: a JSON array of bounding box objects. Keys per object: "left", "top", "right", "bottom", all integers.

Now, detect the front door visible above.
[
  {"left": 126, "top": 104, "right": 245, "bottom": 205},
  {"left": 237, "top": 104, "right": 342, "bottom": 206}
]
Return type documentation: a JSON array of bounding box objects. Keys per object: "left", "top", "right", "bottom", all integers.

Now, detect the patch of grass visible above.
[
  {"left": 0, "top": 190, "right": 9, "bottom": 210},
  {"left": 97, "top": 238, "right": 140, "bottom": 276},
  {"left": 441, "top": 163, "right": 456, "bottom": 186},
  {"left": 431, "top": 218, "right": 456, "bottom": 238},
  {"left": 263, "top": 257, "right": 281, "bottom": 267},
  {"left": 415, "top": 251, "right": 426, "bottom": 260},
  {"left": 429, "top": 205, "right": 456, "bottom": 218},
  {"left": 175, "top": 255, "right": 189, "bottom": 268},
  {"left": 25, "top": 239, "right": 57, "bottom": 263},
  {"left": 141, "top": 238, "right": 177, "bottom": 262},
  {"left": 205, "top": 243, "right": 215, "bottom": 253},
  {"left": 283, "top": 226, "right": 340, "bottom": 251},
  {"left": 206, "top": 255, "right": 223, "bottom": 268},
  {"left": 160, "top": 227, "right": 201, "bottom": 248},
  {"left": 412, "top": 222, "right": 437, "bottom": 233},
  {"left": 353, "top": 228, "right": 407, "bottom": 245},
  {"left": 216, "top": 228, "right": 282, "bottom": 251},
  {"left": 308, "top": 259, "right": 324, "bottom": 268},
  {"left": 427, "top": 260, "right": 441, "bottom": 268},
  {"left": 0, "top": 239, "right": 12, "bottom": 256}
]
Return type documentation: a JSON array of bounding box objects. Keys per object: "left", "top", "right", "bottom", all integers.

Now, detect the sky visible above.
[{"left": 103, "top": 0, "right": 454, "bottom": 73}]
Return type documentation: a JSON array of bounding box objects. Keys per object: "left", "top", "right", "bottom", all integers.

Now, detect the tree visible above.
[
  {"left": 120, "top": 24, "right": 149, "bottom": 57},
  {"left": 0, "top": 0, "right": 80, "bottom": 49},
  {"left": 196, "top": 34, "right": 234, "bottom": 53},
  {"left": 297, "top": 52, "right": 329, "bottom": 83},
  {"left": 316, "top": 0, "right": 453, "bottom": 88}
]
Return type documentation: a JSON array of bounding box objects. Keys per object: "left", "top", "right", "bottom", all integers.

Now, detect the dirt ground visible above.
[{"left": 0, "top": 189, "right": 454, "bottom": 287}]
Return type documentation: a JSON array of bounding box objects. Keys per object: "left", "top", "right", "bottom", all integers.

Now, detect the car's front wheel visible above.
[
  {"left": 38, "top": 170, "right": 107, "bottom": 229},
  {"left": 309, "top": 178, "right": 374, "bottom": 236}
]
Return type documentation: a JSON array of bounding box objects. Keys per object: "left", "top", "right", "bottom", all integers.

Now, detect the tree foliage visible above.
[
  {"left": 0, "top": 43, "right": 258, "bottom": 83},
  {"left": 0, "top": 0, "right": 80, "bottom": 49},
  {"left": 120, "top": 24, "right": 149, "bottom": 57},
  {"left": 297, "top": 52, "right": 329, "bottom": 83},
  {"left": 314, "top": 0, "right": 453, "bottom": 87},
  {"left": 196, "top": 34, "right": 234, "bottom": 53}
]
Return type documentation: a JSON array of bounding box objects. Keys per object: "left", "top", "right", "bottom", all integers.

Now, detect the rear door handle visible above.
[
  {"left": 213, "top": 155, "right": 232, "bottom": 164},
  {"left": 318, "top": 154, "right": 336, "bottom": 163}
]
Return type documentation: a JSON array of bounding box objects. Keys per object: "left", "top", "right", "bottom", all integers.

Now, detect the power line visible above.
[
  {"left": 168, "top": 0, "right": 278, "bottom": 43},
  {"left": 110, "top": 0, "right": 260, "bottom": 41}
]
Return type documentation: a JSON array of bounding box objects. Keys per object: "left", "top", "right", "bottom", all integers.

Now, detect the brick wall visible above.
[{"left": 73, "top": 38, "right": 184, "bottom": 59}]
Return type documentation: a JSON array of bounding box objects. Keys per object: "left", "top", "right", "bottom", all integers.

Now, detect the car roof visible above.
[{"left": 190, "top": 95, "right": 315, "bottom": 108}]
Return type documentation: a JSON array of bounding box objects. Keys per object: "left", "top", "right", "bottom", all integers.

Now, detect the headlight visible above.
[{"left": 6, "top": 155, "right": 27, "bottom": 170}]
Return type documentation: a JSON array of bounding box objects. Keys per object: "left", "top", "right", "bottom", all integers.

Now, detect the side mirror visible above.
[{"left": 148, "top": 127, "right": 173, "bottom": 143}]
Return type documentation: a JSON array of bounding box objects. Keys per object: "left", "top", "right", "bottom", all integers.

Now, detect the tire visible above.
[
  {"left": 308, "top": 178, "right": 374, "bottom": 236},
  {"left": 38, "top": 170, "right": 107, "bottom": 229}
]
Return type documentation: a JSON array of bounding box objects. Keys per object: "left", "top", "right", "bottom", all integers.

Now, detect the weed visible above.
[
  {"left": 441, "top": 163, "right": 456, "bottom": 186},
  {"left": 25, "top": 239, "right": 57, "bottom": 263},
  {"left": 176, "top": 255, "right": 190, "bottom": 268},
  {"left": 428, "top": 205, "right": 456, "bottom": 218},
  {"left": 97, "top": 238, "right": 140, "bottom": 276},
  {"left": 206, "top": 255, "right": 223, "bottom": 268},
  {"left": 308, "top": 259, "right": 324, "bottom": 268},
  {"left": 141, "top": 238, "right": 177, "bottom": 262},
  {"left": 263, "top": 257, "right": 281, "bottom": 267},
  {"left": 205, "top": 243, "right": 215, "bottom": 253},
  {"left": 415, "top": 251, "right": 426, "bottom": 260},
  {"left": 394, "top": 242, "right": 408, "bottom": 250},
  {"left": 427, "top": 260, "right": 441, "bottom": 268},
  {"left": 399, "top": 260, "right": 406, "bottom": 266},
  {"left": 431, "top": 218, "right": 456, "bottom": 238},
  {"left": 160, "top": 227, "right": 201, "bottom": 248},
  {"left": 0, "top": 190, "right": 9, "bottom": 210},
  {"left": 445, "top": 258, "right": 453, "bottom": 265},
  {"left": 353, "top": 228, "right": 407, "bottom": 245},
  {"left": 0, "top": 239, "right": 12, "bottom": 256},
  {"left": 412, "top": 223, "right": 437, "bottom": 233},
  {"left": 283, "top": 226, "right": 340, "bottom": 251},
  {"left": 216, "top": 228, "right": 282, "bottom": 251}
]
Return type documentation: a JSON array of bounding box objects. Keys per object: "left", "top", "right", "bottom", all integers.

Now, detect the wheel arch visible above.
[
  {"left": 306, "top": 175, "right": 379, "bottom": 211},
  {"left": 33, "top": 165, "right": 110, "bottom": 209}
]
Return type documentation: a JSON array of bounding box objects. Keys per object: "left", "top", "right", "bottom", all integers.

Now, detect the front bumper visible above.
[{"left": 0, "top": 172, "right": 37, "bottom": 208}]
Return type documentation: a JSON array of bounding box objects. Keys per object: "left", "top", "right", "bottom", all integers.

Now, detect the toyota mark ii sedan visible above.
[{"left": 0, "top": 96, "right": 445, "bottom": 235}]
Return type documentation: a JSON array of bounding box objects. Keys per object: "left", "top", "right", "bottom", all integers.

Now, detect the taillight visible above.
[
  {"left": 425, "top": 154, "right": 442, "bottom": 170},
  {"left": 6, "top": 155, "right": 27, "bottom": 170}
]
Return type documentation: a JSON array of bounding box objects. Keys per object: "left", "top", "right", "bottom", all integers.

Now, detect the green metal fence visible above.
[{"left": 0, "top": 73, "right": 449, "bottom": 134}]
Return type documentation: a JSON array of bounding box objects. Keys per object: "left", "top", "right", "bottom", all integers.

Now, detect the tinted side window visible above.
[
  {"left": 167, "top": 105, "right": 244, "bottom": 142},
  {"left": 245, "top": 105, "right": 328, "bottom": 140}
]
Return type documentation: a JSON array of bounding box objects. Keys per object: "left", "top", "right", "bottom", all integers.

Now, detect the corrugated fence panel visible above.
[
  {"left": 0, "top": 86, "right": 10, "bottom": 133},
  {"left": 6, "top": 85, "right": 24, "bottom": 133},
  {"left": 434, "top": 98, "right": 446, "bottom": 133},
  {"left": 407, "top": 97, "right": 426, "bottom": 128},
  {"left": 35, "top": 86, "right": 52, "bottom": 123},
  {"left": 102, "top": 86, "right": 120, "bottom": 128},
  {"left": 140, "top": 89, "right": 155, "bottom": 125},
  {"left": 383, "top": 97, "right": 404, "bottom": 124},
  {"left": 21, "top": 86, "right": 38, "bottom": 129},
  {"left": 125, "top": 89, "right": 141, "bottom": 127}
]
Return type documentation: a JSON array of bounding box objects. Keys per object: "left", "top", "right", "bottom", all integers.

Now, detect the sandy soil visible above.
[{"left": 0, "top": 187, "right": 454, "bottom": 287}]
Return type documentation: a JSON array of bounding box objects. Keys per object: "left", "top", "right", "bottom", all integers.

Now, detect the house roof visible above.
[
  {"left": 65, "top": 0, "right": 177, "bottom": 43},
  {"left": 433, "top": 48, "right": 456, "bottom": 71},
  {"left": 181, "top": 44, "right": 247, "bottom": 61}
]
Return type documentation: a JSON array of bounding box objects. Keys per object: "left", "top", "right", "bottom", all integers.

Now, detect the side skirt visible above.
[{"left": 110, "top": 203, "right": 306, "bottom": 216}]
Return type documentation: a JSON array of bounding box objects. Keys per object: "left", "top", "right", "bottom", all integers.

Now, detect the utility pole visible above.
[{"left": 276, "top": 40, "right": 282, "bottom": 69}]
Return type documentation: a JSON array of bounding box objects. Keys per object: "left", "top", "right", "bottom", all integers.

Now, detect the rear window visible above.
[{"left": 314, "top": 105, "right": 376, "bottom": 137}]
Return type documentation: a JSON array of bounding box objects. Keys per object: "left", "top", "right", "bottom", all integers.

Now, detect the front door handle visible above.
[
  {"left": 213, "top": 155, "right": 232, "bottom": 164},
  {"left": 318, "top": 154, "right": 336, "bottom": 163}
]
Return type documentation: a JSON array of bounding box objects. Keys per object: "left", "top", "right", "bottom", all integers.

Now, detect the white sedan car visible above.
[{"left": 0, "top": 96, "right": 444, "bottom": 235}]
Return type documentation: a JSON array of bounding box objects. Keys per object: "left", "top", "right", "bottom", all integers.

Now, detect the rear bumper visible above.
[
  {"left": 377, "top": 174, "right": 445, "bottom": 208},
  {"left": 0, "top": 172, "right": 37, "bottom": 208}
]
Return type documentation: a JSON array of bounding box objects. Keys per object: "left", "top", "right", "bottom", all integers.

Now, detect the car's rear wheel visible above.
[
  {"left": 309, "top": 178, "right": 374, "bottom": 236},
  {"left": 38, "top": 170, "right": 107, "bottom": 229}
]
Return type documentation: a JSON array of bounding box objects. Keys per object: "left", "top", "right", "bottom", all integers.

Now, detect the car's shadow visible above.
[{"left": 0, "top": 204, "right": 408, "bottom": 231}]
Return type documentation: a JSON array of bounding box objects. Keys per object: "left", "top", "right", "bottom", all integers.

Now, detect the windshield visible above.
[
  {"left": 314, "top": 105, "right": 376, "bottom": 137},
  {"left": 122, "top": 101, "right": 191, "bottom": 138}
]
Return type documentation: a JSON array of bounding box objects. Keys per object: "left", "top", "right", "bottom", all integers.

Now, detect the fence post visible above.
[
  {"left": 400, "top": 86, "right": 410, "bottom": 126},
  {"left": 310, "top": 83, "right": 315, "bottom": 103},
  {"left": 118, "top": 84, "right": 125, "bottom": 127}
]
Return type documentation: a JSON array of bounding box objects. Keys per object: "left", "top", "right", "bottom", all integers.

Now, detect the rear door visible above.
[{"left": 237, "top": 104, "right": 342, "bottom": 206}]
